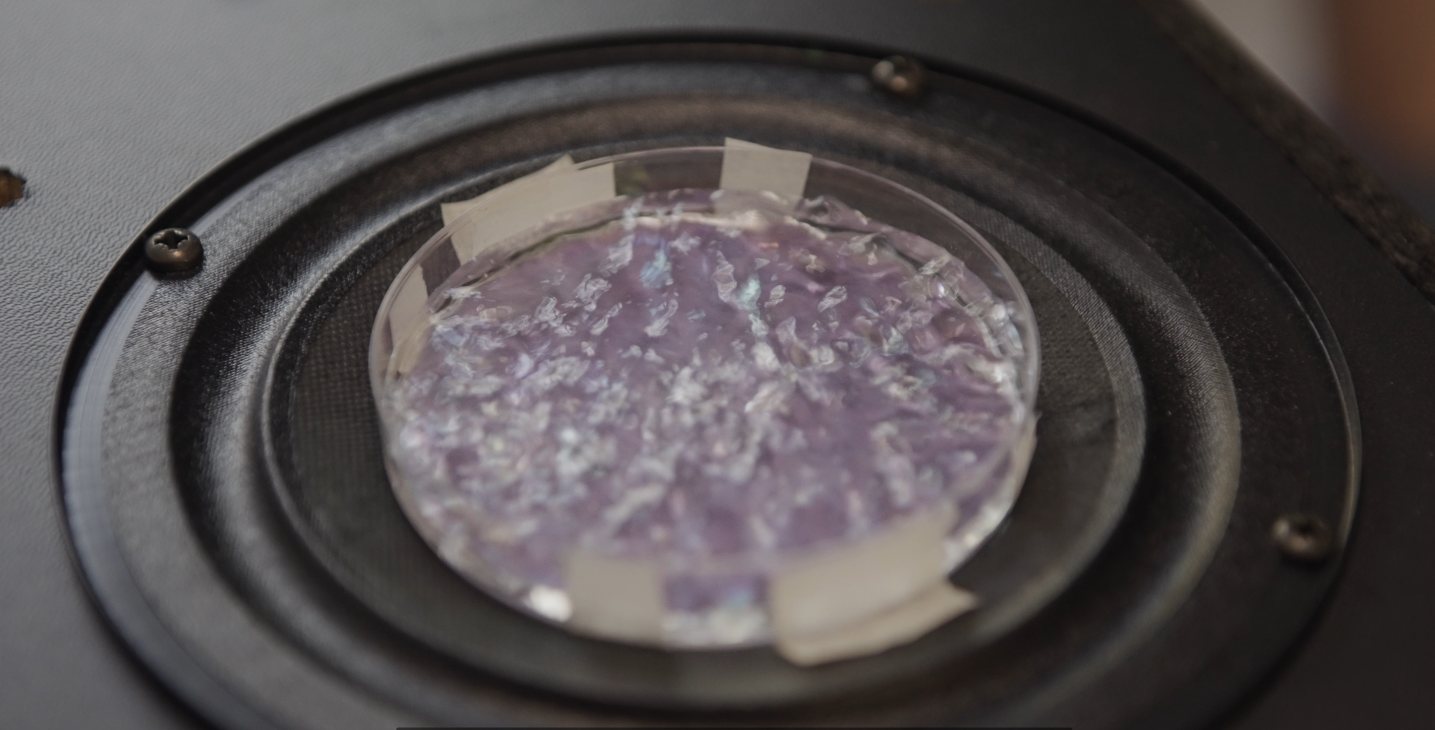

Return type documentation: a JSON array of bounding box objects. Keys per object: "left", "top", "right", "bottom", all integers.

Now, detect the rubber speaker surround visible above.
[{"left": 62, "top": 43, "right": 1357, "bottom": 729}]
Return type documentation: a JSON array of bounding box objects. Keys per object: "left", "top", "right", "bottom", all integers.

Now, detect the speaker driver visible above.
[{"left": 60, "top": 42, "right": 1357, "bottom": 729}]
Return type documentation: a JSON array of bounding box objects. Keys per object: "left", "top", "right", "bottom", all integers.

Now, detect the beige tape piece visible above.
[
  {"left": 563, "top": 549, "right": 665, "bottom": 645},
  {"left": 370, "top": 333, "right": 389, "bottom": 392},
  {"left": 385, "top": 272, "right": 431, "bottom": 377},
  {"left": 439, "top": 155, "right": 577, "bottom": 226},
  {"left": 389, "top": 326, "right": 428, "bottom": 379},
  {"left": 719, "top": 138, "right": 812, "bottom": 200},
  {"left": 442, "top": 158, "right": 615, "bottom": 262},
  {"left": 1009, "top": 416, "right": 1038, "bottom": 493},
  {"left": 381, "top": 156, "right": 616, "bottom": 378},
  {"left": 776, "top": 581, "right": 976, "bottom": 666},
  {"left": 770, "top": 504, "right": 955, "bottom": 641}
]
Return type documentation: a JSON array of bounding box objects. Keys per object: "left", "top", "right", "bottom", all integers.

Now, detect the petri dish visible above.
[{"left": 370, "top": 145, "right": 1038, "bottom": 654}]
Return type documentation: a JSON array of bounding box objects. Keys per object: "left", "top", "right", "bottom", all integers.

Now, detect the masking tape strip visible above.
[
  {"left": 719, "top": 138, "right": 812, "bottom": 200},
  {"left": 439, "top": 155, "right": 577, "bottom": 226},
  {"left": 384, "top": 273, "right": 431, "bottom": 378},
  {"left": 776, "top": 581, "right": 977, "bottom": 666},
  {"left": 373, "top": 316, "right": 393, "bottom": 391},
  {"left": 382, "top": 156, "right": 615, "bottom": 376},
  {"left": 770, "top": 504, "right": 955, "bottom": 641},
  {"left": 444, "top": 158, "right": 615, "bottom": 262},
  {"left": 563, "top": 549, "right": 665, "bottom": 645}
]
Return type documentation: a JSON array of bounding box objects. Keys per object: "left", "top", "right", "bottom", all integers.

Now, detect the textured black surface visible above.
[{"left": 5, "top": 2, "right": 1435, "bottom": 729}]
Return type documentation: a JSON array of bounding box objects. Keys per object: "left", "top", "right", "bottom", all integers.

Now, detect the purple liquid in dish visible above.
[{"left": 382, "top": 190, "right": 1027, "bottom": 647}]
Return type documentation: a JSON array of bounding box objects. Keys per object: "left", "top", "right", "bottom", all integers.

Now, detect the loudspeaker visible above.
[{"left": 5, "top": 1, "right": 1433, "bottom": 728}]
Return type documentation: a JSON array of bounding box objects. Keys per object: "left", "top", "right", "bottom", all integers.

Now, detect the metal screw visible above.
[
  {"left": 144, "top": 228, "right": 203, "bottom": 274},
  {"left": 871, "top": 56, "right": 927, "bottom": 98},
  {"left": 1271, "top": 513, "right": 1334, "bottom": 563}
]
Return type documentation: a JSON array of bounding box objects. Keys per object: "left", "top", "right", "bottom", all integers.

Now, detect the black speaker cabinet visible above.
[{"left": 4, "top": 1, "right": 1434, "bottom": 728}]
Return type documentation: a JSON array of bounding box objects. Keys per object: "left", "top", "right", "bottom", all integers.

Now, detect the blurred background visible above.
[{"left": 1195, "top": 0, "right": 1435, "bottom": 223}]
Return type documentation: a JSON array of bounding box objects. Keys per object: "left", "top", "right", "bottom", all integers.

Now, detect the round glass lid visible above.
[{"left": 371, "top": 142, "right": 1038, "bottom": 663}]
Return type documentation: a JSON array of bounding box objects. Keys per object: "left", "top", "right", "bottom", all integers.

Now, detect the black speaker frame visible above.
[{"left": 57, "top": 40, "right": 1364, "bottom": 729}]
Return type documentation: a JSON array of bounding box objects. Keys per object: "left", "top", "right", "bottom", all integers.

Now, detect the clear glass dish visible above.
[{"left": 370, "top": 146, "right": 1039, "bottom": 653}]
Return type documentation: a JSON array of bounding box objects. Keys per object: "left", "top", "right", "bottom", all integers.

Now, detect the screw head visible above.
[
  {"left": 144, "top": 228, "right": 203, "bottom": 273},
  {"left": 1271, "top": 513, "right": 1334, "bottom": 563},
  {"left": 871, "top": 56, "right": 927, "bottom": 97}
]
